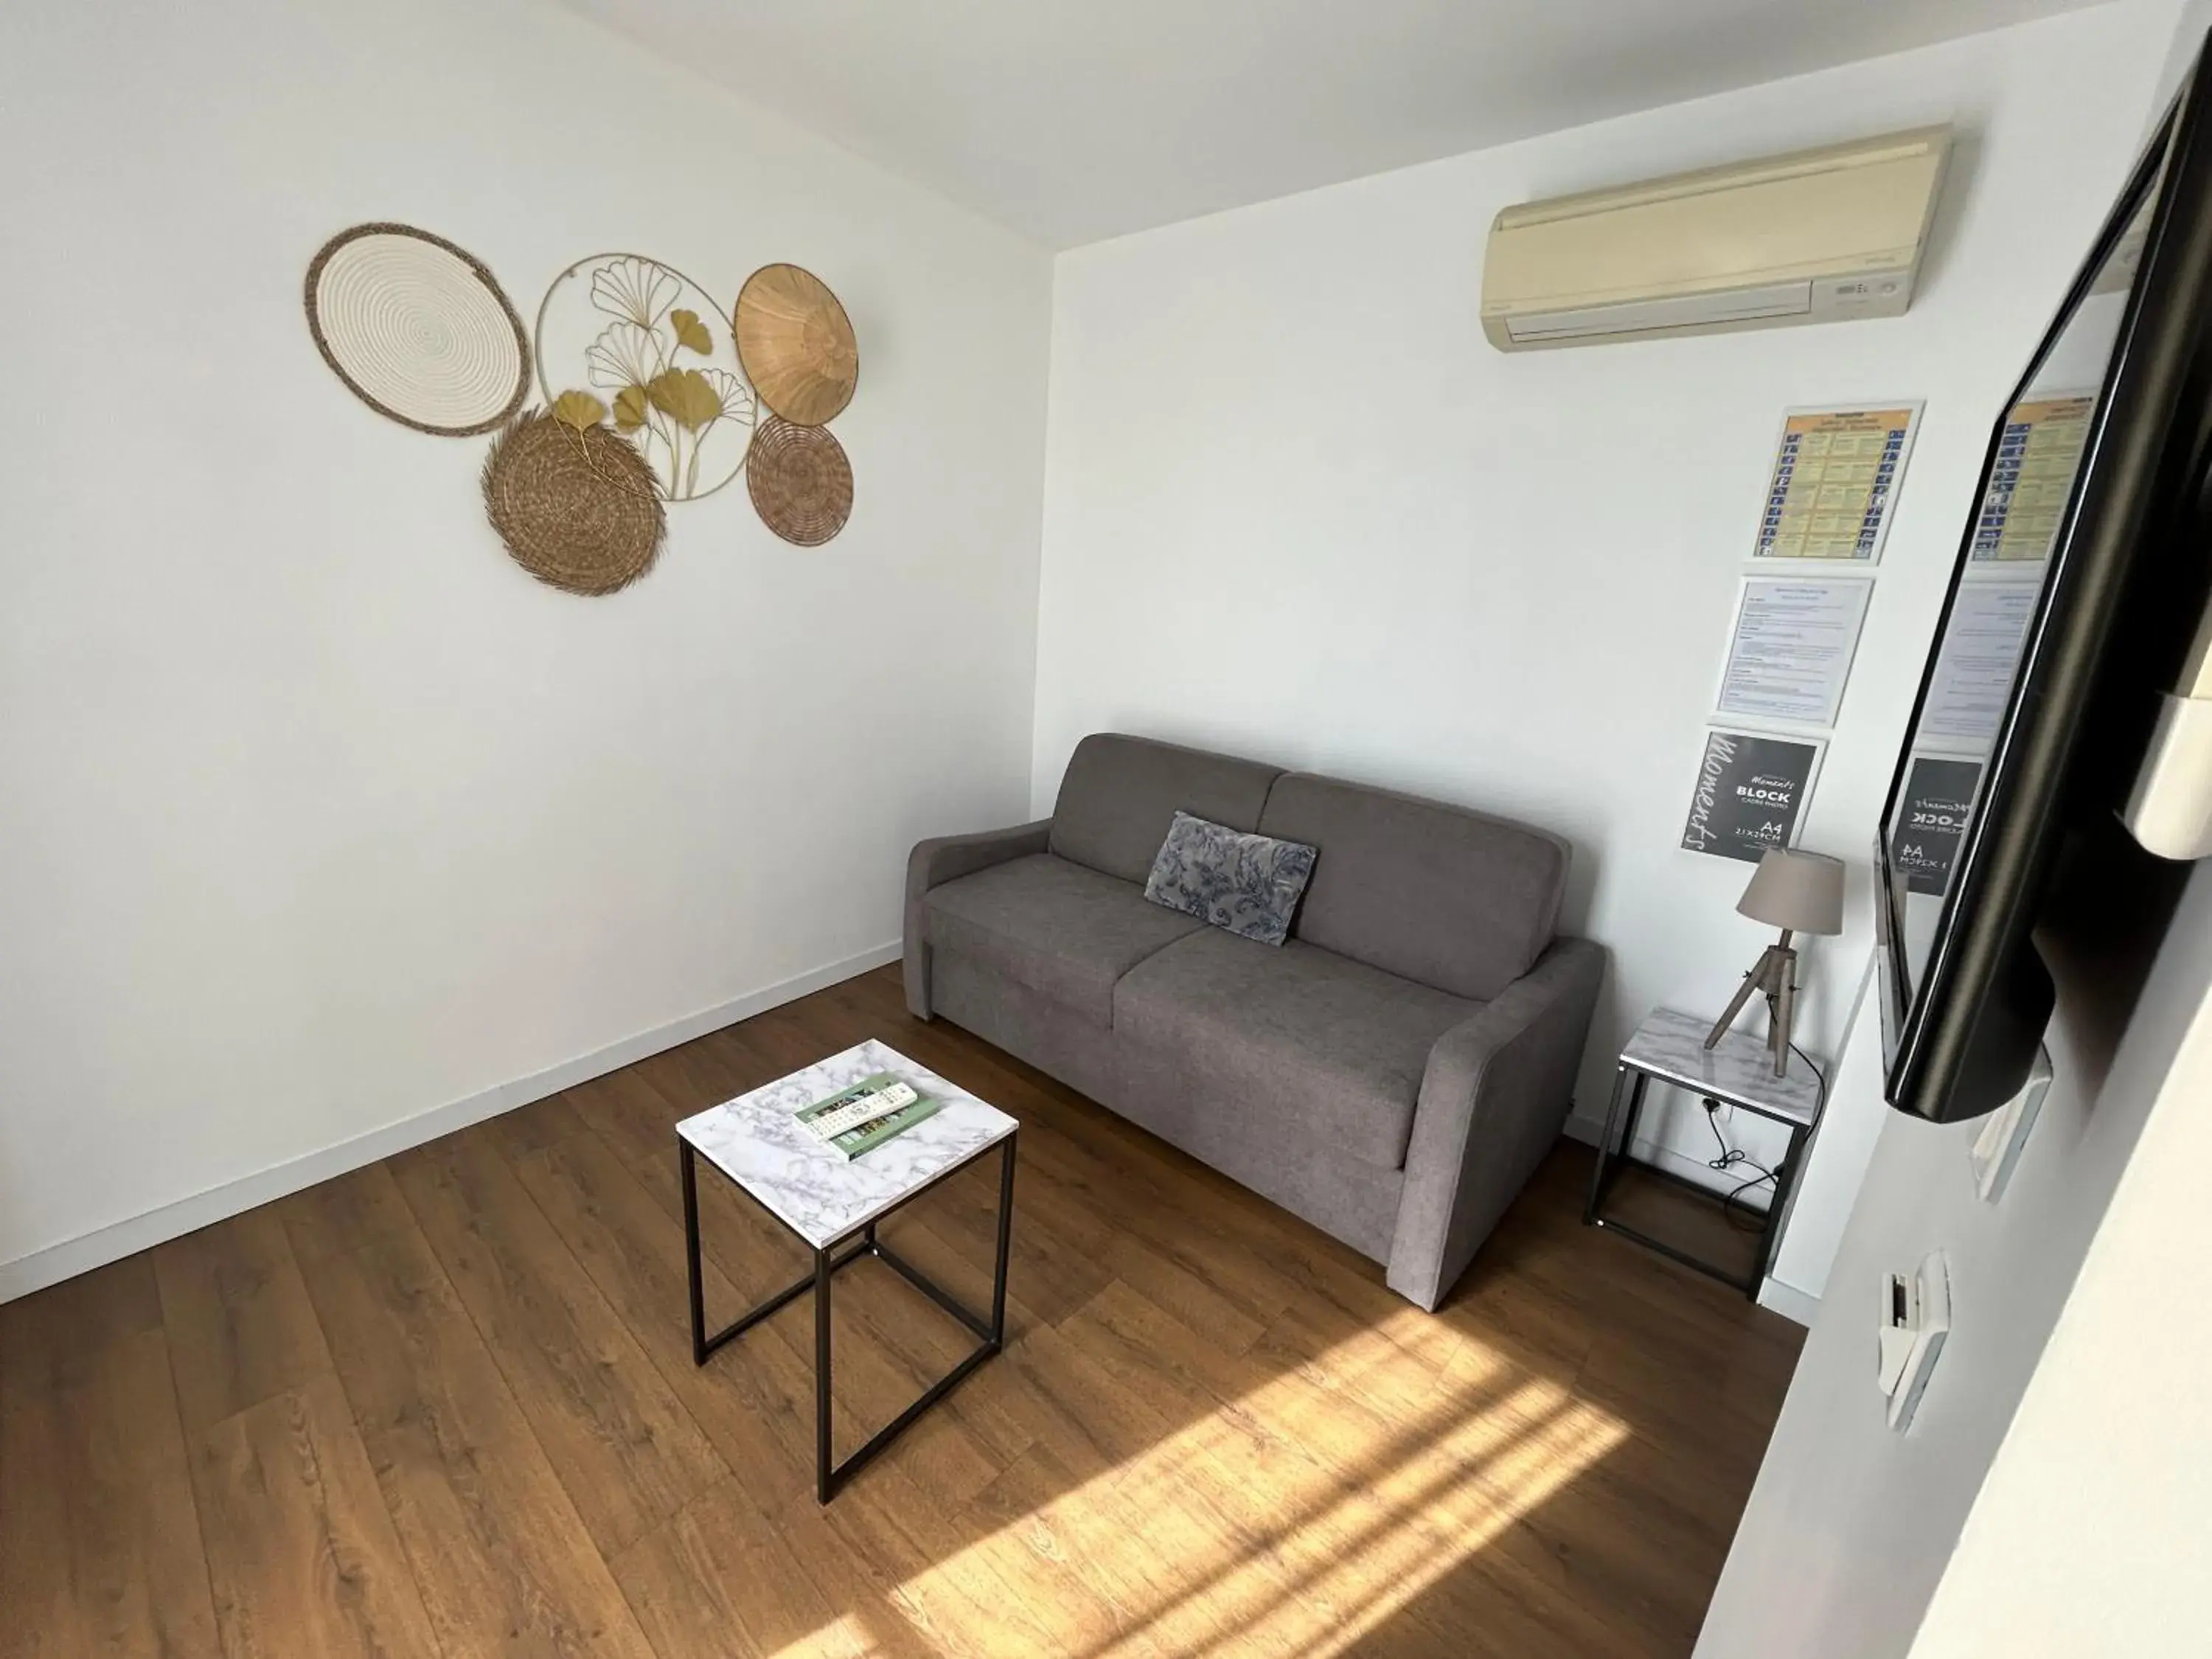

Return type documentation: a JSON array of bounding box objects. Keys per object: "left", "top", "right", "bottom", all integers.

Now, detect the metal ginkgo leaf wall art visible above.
[
  {"left": 535, "top": 254, "right": 758, "bottom": 505},
  {"left": 303, "top": 223, "right": 860, "bottom": 597}
]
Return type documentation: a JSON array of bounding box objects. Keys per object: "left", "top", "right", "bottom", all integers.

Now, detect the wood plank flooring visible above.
[{"left": 0, "top": 964, "right": 1803, "bottom": 1658}]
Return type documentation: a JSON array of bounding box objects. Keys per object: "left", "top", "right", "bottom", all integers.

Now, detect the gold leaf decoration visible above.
[
  {"left": 551, "top": 389, "right": 608, "bottom": 431},
  {"left": 669, "top": 307, "right": 713, "bottom": 355},
  {"left": 647, "top": 367, "right": 721, "bottom": 431},
  {"left": 537, "top": 252, "right": 759, "bottom": 502}
]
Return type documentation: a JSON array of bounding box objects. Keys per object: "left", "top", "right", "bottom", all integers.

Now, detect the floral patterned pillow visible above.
[{"left": 1142, "top": 811, "right": 1318, "bottom": 947}]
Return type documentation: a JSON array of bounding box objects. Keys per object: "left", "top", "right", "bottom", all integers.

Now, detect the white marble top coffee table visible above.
[
  {"left": 675, "top": 1038, "right": 1018, "bottom": 1503},
  {"left": 1583, "top": 1008, "right": 1829, "bottom": 1299}
]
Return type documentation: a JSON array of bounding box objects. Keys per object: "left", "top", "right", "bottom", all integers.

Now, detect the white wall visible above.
[
  {"left": 1031, "top": 4, "right": 2177, "bottom": 1247},
  {"left": 1907, "top": 905, "right": 2212, "bottom": 1657},
  {"left": 1698, "top": 856, "right": 2212, "bottom": 1659},
  {"left": 1910, "top": 24, "right": 2212, "bottom": 1640},
  {"left": 1765, "top": 948, "right": 1885, "bottom": 1307},
  {"left": 1708, "top": 12, "right": 2212, "bottom": 1652},
  {"left": 0, "top": 0, "right": 1051, "bottom": 1295}
]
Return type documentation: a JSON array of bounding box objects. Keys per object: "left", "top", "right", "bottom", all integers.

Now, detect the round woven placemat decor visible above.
[
  {"left": 734, "top": 263, "right": 857, "bottom": 427},
  {"left": 481, "top": 411, "right": 667, "bottom": 594},
  {"left": 306, "top": 223, "right": 530, "bottom": 436},
  {"left": 746, "top": 414, "right": 852, "bottom": 546}
]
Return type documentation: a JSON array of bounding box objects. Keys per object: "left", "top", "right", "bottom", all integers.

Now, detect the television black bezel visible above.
[{"left": 1877, "top": 67, "right": 2212, "bottom": 1124}]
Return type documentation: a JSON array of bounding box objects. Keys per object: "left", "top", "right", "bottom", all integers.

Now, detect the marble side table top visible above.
[
  {"left": 676, "top": 1039, "right": 1017, "bottom": 1250},
  {"left": 1619, "top": 1008, "right": 1826, "bottom": 1127}
]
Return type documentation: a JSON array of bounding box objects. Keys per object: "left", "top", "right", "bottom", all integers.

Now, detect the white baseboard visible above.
[
  {"left": 1562, "top": 1110, "right": 1817, "bottom": 1327},
  {"left": 1756, "top": 1276, "right": 1820, "bottom": 1326},
  {"left": 0, "top": 942, "right": 902, "bottom": 1305}
]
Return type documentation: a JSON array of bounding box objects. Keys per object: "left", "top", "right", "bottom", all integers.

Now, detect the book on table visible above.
[{"left": 795, "top": 1072, "right": 943, "bottom": 1161}]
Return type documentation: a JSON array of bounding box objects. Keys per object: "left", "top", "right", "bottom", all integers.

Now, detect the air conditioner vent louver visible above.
[{"left": 1481, "top": 128, "right": 1950, "bottom": 351}]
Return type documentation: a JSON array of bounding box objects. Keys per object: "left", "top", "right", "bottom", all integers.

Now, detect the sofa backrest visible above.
[
  {"left": 1257, "top": 773, "right": 1569, "bottom": 1002},
  {"left": 1050, "top": 734, "right": 1283, "bottom": 886}
]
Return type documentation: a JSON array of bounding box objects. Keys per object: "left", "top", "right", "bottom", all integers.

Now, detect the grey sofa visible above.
[{"left": 902, "top": 734, "right": 1603, "bottom": 1310}]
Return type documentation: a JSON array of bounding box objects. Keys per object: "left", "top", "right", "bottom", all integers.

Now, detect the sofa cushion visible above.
[
  {"left": 1258, "top": 773, "right": 1569, "bottom": 1002},
  {"left": 924, "top": 854, "right": 1203, "bottom": 1027},
  {"left": 1050, "top": 733, "right": 1283, "bottom": 886},
  {"left": 1112, "top": 928, "right": 1476, "bottom": 1171},
  {"left": 1142, "top": 810, "right": 1317, "bottom": 946}
]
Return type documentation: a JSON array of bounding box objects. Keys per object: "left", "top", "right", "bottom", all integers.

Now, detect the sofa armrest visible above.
[
  {"left": 903, "top": 819, "right": 1054, "bottom": 1018},
  {"left": 1387, "top": 936, "right": 1604, "bottom": 1310}
]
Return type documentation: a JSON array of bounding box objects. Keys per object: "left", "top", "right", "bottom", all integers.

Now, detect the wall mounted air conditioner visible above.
[{"left": 1481, "top": 127, "right": 1952, "bottom": 351}]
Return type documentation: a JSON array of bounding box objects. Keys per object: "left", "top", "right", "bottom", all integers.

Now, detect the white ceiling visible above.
[{"left": 557, "top": 0, "right": 2104, "bottom": 248}]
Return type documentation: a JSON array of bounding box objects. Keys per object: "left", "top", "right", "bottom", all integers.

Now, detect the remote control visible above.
[{"left": 804, "top": 1080, "right": 919, "bottom": 1141}]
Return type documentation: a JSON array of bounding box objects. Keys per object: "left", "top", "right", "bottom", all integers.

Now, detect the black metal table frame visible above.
[
  {"left": 680, "top": 1130, "right": 1016, "bottom": 1503},
  {"left": 1582, "top": 1064, "right": 1811, "bottom": 1299}
]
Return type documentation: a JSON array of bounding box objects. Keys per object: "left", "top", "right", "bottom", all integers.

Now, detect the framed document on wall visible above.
[
  {"left": 1679, "top": 728, "right": 1827, "bottom": 864},
  {"left": 1752, "top": 403, "right": 1921, "bottom": 565},
  {"left": 1713, "top": 574, "right": 1874, "bottom": 728}
]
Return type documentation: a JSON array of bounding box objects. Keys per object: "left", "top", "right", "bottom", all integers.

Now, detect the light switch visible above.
[{"left": 1878, "top": 1249, "right": 1950, "bottom": 1431}]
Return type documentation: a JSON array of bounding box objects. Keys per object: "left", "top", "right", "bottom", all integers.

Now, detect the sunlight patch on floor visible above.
[{"left": 775, "top": 1304, "right": 1629, "bottom": 1658}]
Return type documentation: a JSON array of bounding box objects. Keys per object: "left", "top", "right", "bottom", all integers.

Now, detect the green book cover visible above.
[{"left": 794, "top": 1071, "right": 944, "bottom": 1161}]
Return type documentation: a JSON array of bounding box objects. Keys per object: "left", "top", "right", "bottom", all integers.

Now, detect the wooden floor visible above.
[{"left": 0, "top": 964, "right": 1802, "bottom": 1658}]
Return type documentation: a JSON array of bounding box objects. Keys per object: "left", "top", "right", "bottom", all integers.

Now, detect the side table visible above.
[
  {"left": 1584, "top": 1007, "right": 1825, "bottom": 1298},
  {"left": 675, "top": 1038, "right": 1017, "bottom": 1503}
]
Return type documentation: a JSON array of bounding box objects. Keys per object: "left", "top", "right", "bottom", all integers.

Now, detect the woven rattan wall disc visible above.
[
  {"left": 746, "top": 414, "right": 852, "bottom": 546},
  {"left": 481, "top": 411, "right": 666, "bottom": 594},
  {"left": 306, "top": 223, "right": 529, "bottom": 436},
  {"left": 734, "top": 264, "right": 857, "bottom": 426}
]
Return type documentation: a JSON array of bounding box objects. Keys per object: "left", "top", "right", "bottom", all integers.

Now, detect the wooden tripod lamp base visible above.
[
  {"left": 1705, "top": 933, "right": 1800, "bottom": 1076},
  {"left": 1704, "top": 849, "right": 1846, "bottom": 1078}
]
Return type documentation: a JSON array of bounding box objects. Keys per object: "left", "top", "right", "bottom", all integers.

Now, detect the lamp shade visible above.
[{"left": 1736, "top": 848, "right": 1846, "bottom": 935}]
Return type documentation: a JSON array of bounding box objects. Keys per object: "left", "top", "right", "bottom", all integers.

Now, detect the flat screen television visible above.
[{"left": 1878, "top": 52, "right": 2212, "bottom": 1123}]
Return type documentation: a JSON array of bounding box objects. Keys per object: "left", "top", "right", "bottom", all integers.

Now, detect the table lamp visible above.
[{"left": 1705, "top": 848, "right": 1845, "bottom": 1076}]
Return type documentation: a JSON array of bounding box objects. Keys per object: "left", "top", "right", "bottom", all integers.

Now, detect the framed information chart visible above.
[
  {"left": 1715, "top": 577, "right": 1874, "bottom": 728},
  {"left": 1753, "top": 403, "right": 1921, "bottom": 564},
  {"left": 1969, "top": 392, "right": 2095, "bottom": 563}
]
